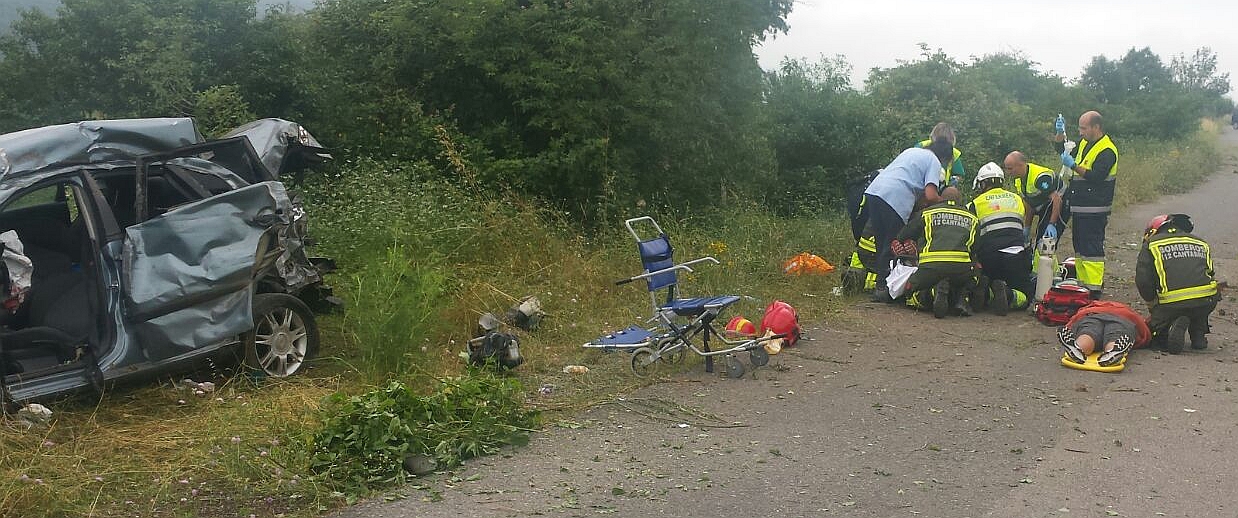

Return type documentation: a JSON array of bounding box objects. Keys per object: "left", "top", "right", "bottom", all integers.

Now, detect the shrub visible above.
[{"left": 309, "top": 374, "right": 538, "bottom": 495}]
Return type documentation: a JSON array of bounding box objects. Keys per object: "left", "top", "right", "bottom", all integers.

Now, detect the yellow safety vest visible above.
[
  {"left": 971, "top": 188, "right": 1026, "bottom": 238},
  {"left": 1014, "top": 163, "right": 1056, "bottom": 207},
  {"left": 1069, "top": 134, "right": 1119, "bottom": 213}
]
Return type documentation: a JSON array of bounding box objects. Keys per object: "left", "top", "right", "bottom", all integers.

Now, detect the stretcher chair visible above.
[{"left": 583, "top": 217, "right": 784, "bottom": 378}]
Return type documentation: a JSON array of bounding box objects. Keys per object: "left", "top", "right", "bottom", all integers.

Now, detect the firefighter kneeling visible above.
[
  {"left": 1135, "top": 214, "right": 1218, "bottom": 353},
  {"left": 967, "top": 162, "right": 1032, "bottom": 315},
  {"left": 898, "top": 187, "right": 977, "bottom": 319}
]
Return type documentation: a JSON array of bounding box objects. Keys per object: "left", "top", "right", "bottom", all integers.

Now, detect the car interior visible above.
[{"left": 0, "top": 179, "right": 101, "bottom": 377}]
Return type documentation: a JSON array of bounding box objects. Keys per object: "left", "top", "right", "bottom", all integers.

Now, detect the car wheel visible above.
[{"left": 245, "top": 293, "right": 320, "bottom": 377}]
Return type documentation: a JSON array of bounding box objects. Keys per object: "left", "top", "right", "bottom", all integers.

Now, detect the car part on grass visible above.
[{"left": 504, "top": 295, "right": 544, "bottom": 331}]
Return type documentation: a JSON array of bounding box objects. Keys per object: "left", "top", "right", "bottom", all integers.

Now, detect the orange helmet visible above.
[{"left": 724, "top": 316, "right": 757, "bottom": 338}]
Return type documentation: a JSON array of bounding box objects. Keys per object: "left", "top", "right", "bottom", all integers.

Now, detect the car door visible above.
[{"left": 122, "top": 181, "right": 291, "bottom": 361}]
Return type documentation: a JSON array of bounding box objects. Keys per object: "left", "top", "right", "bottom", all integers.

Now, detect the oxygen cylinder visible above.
[{"left": 1033, "top": 236, "right": 1057, "bottom": 303}]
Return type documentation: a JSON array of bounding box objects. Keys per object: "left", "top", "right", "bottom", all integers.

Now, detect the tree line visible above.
[{"left": 0, "top": 0, "right": 1230, "bottom": 220}]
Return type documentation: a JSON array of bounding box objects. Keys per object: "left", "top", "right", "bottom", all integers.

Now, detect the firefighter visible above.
[
  {"left": 1054, "top": 111, "right": 1118, "bottom": 298},
  {"left": 896, "top": 187, "right": 977, "bottom": 319},
  {"left": 966, "top": 162, "right": 1033, "bottom": 315},
  {"left": 1003, "top": 150, "right": 1064, "bottom": 243},
  {"left": 1135, "top": 214, "right": 1218, "bottom": 353}
]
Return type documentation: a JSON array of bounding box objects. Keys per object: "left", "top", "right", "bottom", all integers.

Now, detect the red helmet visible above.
[
  {"left": 1145, "top": 214, "right": 1171, "bottom": 238},
  {"left": 1145, "top": 213, "right": 1193, "bottom": 240},
  {"left": 760, "top": 300, "right": 801, "bottom": 347}
]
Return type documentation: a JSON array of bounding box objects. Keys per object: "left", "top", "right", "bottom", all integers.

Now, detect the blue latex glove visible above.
[
  {"left": 1054, "top": 114, "right": 1066, "bottom": 135},
  {"left": 1060, "top": 151, "right": 1077, "bottom": 169},
  {"left": 1043, "top": 224, "right": 1058, "bottom": 240}
]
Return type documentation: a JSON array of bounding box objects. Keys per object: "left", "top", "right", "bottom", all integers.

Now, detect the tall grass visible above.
[{"left": 1112, "top": 121, "right": 1222, "bottom": 209}]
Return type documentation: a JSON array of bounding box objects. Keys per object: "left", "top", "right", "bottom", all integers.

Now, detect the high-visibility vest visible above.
[
  {"left": 917, "top": 201, "right": 976, "bottom": 264},
  {"left": 970, "top": 188, "right": 1025, "bottom": 250},
  {"left": 1013, "top": 162, "right": 1056, "bottom": 211},
  {"left": 1147, "top": 232, "right": 1217, "bottom": 304},
  {"left": 1067, "top": 134, "right": 1119, "bottom": 214}
]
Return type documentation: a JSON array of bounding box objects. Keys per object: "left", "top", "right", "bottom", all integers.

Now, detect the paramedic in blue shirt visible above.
[{"left": 859, "top": 138, "right": 955, "bottom": 301}]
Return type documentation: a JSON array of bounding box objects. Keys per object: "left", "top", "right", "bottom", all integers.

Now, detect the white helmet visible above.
[{"left": 973, "top": 161, "right": 1004, "bottom": 190}]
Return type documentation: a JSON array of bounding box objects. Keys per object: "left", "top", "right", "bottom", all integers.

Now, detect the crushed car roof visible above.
[
  {"left": 0, "top": 117, "right": 329, "bottom": 182},
  {"left": 0, "top": 118, "right": 203, "bottom": 179}
]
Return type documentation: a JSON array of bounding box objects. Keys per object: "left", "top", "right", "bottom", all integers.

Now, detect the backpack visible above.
[
  {"left": 759, "top": 300, "right": 801, "bottom": 347},
  {"left": 1034, "top": 282, "right": 1092, "bottom": 326}
]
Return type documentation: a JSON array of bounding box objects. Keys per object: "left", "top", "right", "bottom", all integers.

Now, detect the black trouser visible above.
[
  {"left": 906, "top": 262, "right": 974, "bottom": 306},
  {"left": 863, "top": 195, "right": 904, "bottom": 292},
  {"left": 976, "top": 247, "right": 1034, "bottom": 296},
  {"left": 1149, "top": 299, "right": 1216, "bottom": 346}
]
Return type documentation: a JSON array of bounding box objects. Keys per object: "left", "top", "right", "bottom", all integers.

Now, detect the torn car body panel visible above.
[{"left": 124, "top": 181, "right": 292, "bottom": 354}]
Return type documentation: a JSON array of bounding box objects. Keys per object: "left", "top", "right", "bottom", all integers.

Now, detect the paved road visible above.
[{"left": 336, "top": 128, "right": 1238, "bottom": 518}]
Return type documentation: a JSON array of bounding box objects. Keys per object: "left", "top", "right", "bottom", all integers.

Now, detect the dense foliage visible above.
[
  {"left": 310, "top": 375, "right": 537, "bottom": 494},
  {"left": 0, "top": 0, "right": 1230, "bottom": 218}
]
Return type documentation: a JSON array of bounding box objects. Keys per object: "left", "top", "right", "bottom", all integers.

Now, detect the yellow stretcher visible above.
[{"left": 1060, "top": 351, "right": 1126, "bottom": 372}]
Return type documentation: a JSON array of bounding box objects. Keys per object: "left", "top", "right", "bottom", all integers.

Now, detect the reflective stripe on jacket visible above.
[
  {"left": 1067, "top": 134, "right": 1119, "bottom": 213},
  {"left": 1147, "top": 233, "right": 1217, "bottom": 304},
  {"left": 918, "top": 202, "right": 977, "bottom": 264},
  {"left": 969, "top": 187, "right": 1025, "bottom": 255}
]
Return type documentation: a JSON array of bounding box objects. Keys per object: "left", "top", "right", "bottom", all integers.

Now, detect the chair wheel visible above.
[
  {"left": 749, "top": 347, "right": 769, "bottom": 367},
  {"left": 662, "top": 342, "right": 688, "bottom": 364},
  {"left": 725, "top": 355, "right": 746, "bottom": 379},
  {"left": 631, "top": 347, "right": 656, "bottom": 377}
]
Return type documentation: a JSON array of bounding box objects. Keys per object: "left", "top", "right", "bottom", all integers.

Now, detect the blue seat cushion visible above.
[
  {"left": 661, "top": 295, "right": 740, "bottom": 316},
  {"left": 585, "top": 325, "right": 656, "bottom": 348}
]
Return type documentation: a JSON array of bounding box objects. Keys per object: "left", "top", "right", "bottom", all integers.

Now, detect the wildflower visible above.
[{"left": 231, "top": 437, "right": 242, "bottom": 444}]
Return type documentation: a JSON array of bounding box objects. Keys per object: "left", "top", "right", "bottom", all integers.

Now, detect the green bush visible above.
[
  {"left": 342, "top": 245, "right": 451, "bottom": 376},
  {"left": 310, "top": 375, "right": 538, "bottom": 495}
]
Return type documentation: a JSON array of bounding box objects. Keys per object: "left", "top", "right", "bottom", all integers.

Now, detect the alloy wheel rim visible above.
[{"left": 255, "top": 307, "right": 308, "bottom": 377}]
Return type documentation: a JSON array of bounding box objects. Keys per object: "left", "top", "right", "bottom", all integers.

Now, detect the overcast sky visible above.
[{"left": 755, "top": 0, "right": 1238, "bottom": 96}]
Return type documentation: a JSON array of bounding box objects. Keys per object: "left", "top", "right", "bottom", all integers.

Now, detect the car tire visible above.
[{"left": 244, "top": 293, "right": 320, "bottom": 377}]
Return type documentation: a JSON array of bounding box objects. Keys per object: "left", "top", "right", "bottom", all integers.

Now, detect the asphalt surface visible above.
[{"left": 334, "top": 128, "right": 1238, "bottom": 518}]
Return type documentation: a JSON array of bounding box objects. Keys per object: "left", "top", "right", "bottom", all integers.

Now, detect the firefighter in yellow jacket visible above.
[
  {"left": 1135, "top": 214, "right": 1218, "bottom": 353},
  {"left": 1055, "top": 111, "right": 1118, "bottom": 298},
  {"left": 897, "top": 187, "right": 977, "bottom": 319}
]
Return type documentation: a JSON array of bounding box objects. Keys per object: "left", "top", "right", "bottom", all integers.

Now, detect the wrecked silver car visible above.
[{"left": 0, "top": 117, "right": 334, "bottom": 402}]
